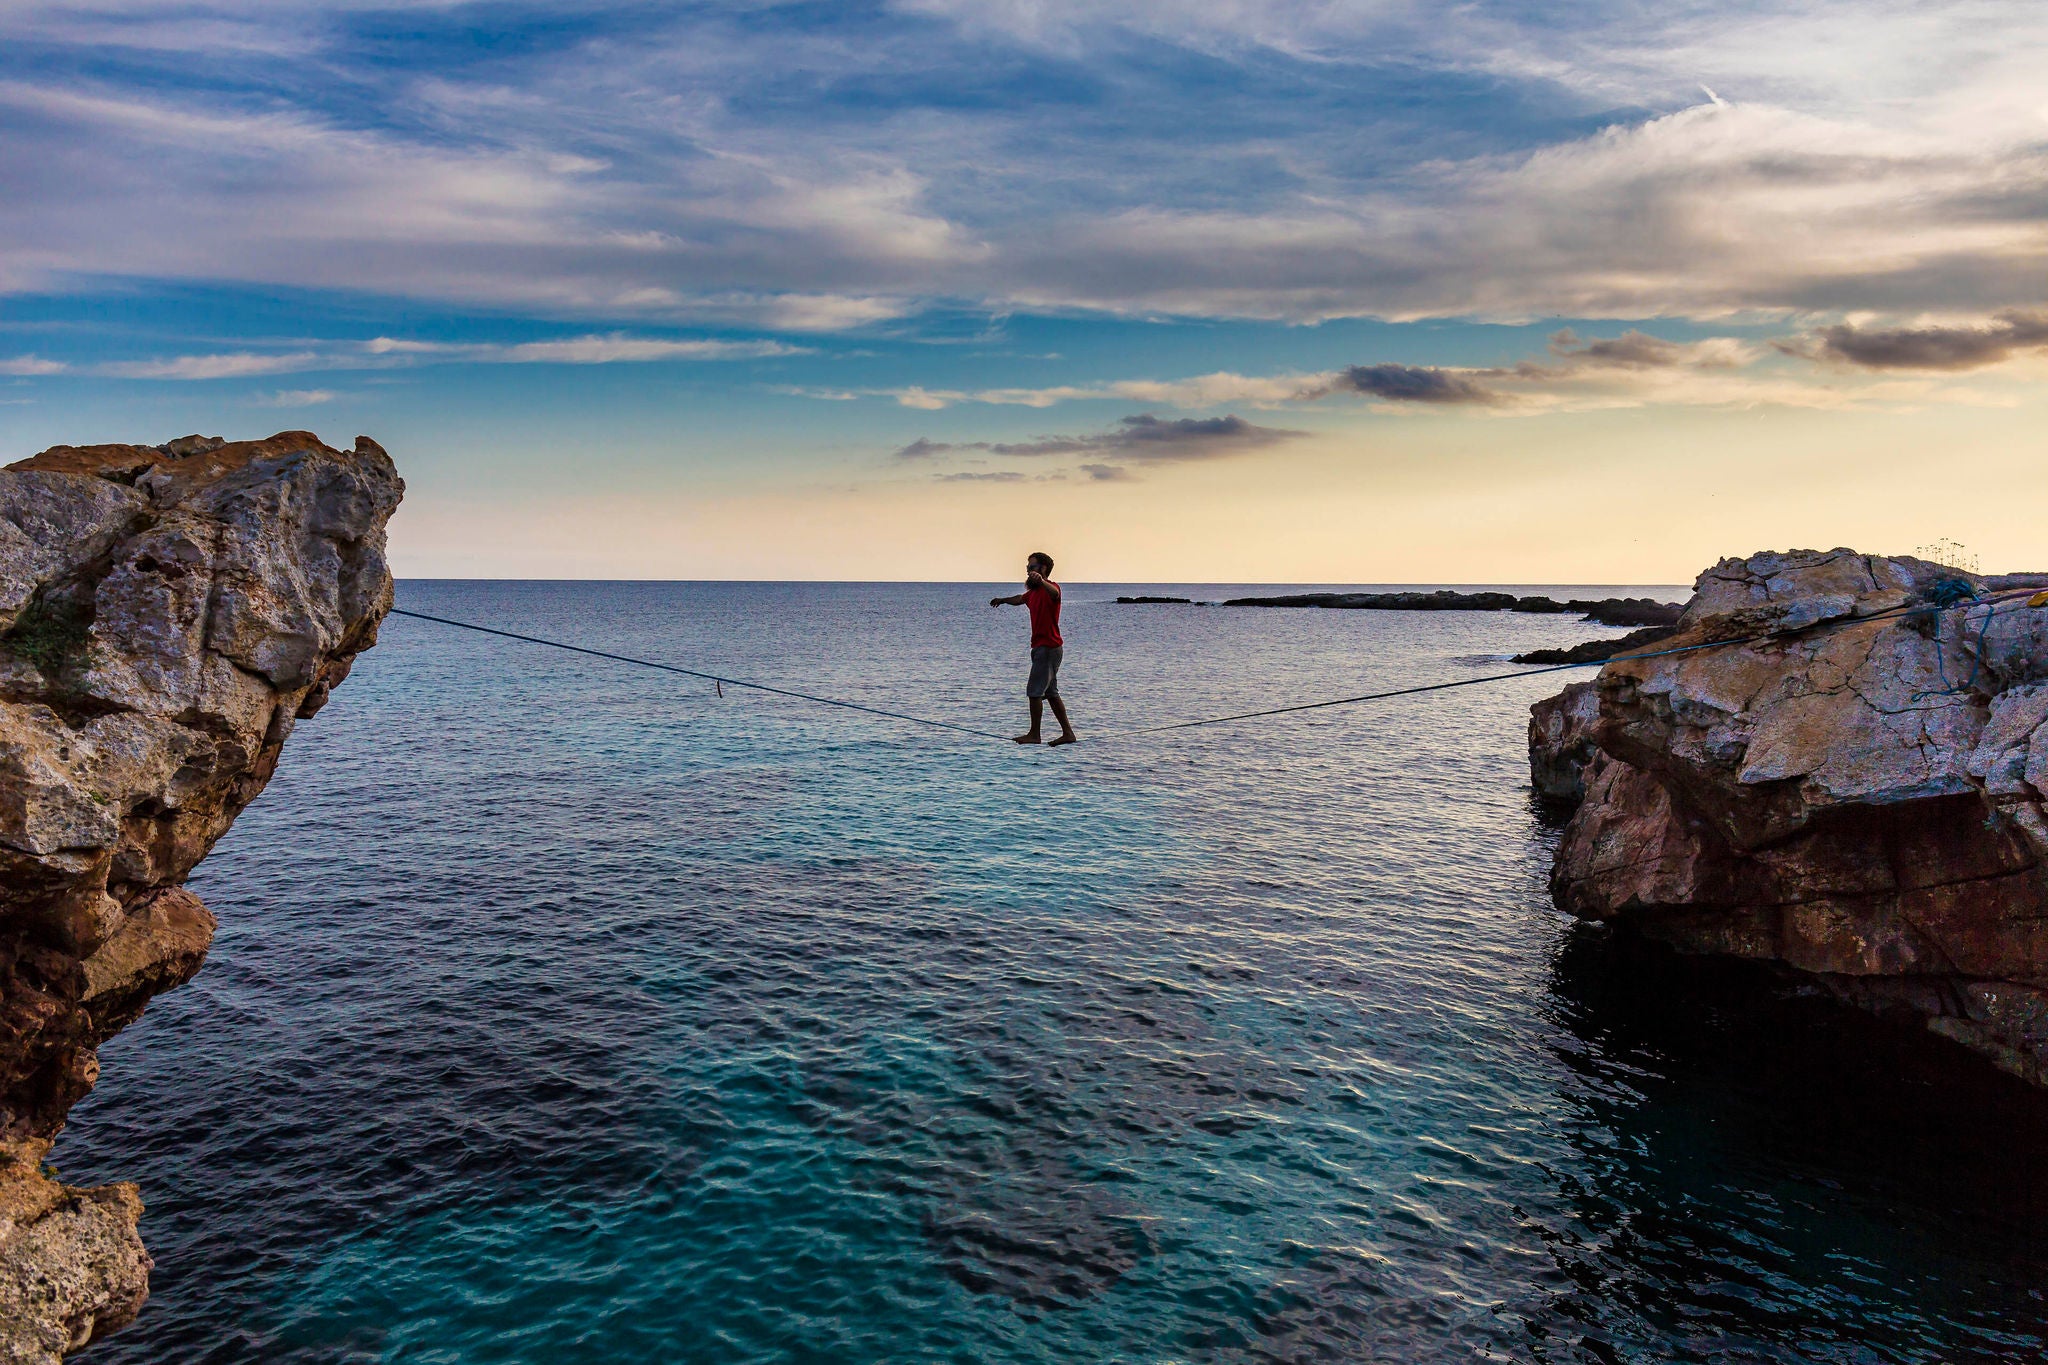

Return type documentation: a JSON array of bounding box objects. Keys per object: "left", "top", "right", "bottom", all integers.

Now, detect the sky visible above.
[{"left": 2, "top": 1, "right": 2045, "bottom": 581}]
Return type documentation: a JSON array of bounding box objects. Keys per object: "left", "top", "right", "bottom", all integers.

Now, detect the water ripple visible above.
[{"left": 54, "top": 581, "right": 2048, "bottom": 1364}]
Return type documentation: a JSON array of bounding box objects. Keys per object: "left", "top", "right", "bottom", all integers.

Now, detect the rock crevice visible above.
[{"left": 0, "top": 432, "right": 401, "bottom": 1362}]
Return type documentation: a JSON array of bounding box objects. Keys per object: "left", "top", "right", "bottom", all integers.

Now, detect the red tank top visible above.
[{"left": 1025, "top": 582, "right": 1063, "bottom": 648}]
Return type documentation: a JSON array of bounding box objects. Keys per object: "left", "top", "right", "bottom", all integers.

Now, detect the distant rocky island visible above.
[
  {"left": 1123, "top": 589, "right": 1687, "bottom": 662},
  {"left": 1213, "top": 589, "right": 1682, "bottom": 626},
  {"left": 0, "top": 433, "right": 401, "bottom": 1362},
  {"left": 1532, "top": 549, "right": 2048, "bottom": 1089},
  {"left": 1219, "top": 590, "right": 1681, "bottom": 626}
]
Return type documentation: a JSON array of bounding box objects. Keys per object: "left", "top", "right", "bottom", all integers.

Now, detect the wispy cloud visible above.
[
  {"left": 877, "top": 328, "right": 1859, "bottom": 418},
  {"left": 100, "top": 351, "right": 322, "bottom": 379},
  {"left": 883, "top": 372, "right": 1327, "bottom": 410},
  {"left": 89, "top": 333, "right": 804, "bottom": 381},
  {"left": 0, "top": 355, "right": 64, "bottom": 376},
  {"left": 366, "top": 335, "right": 805, "bottom": 364},
  {"left": 255, "top": 388, "right": 337, "bottom": 407},
  {"left": 1780, "top": 312, "right": 2048, "bottom": 370},
  {"left": 900, "top": 412, "right": 1307, "bottom": 479},
  {"left": 1536, "top": 329, "right": 1748, "bottom": 372}
]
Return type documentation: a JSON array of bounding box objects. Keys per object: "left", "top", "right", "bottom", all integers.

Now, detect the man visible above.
[{"left": 990, "top": 551, "right": 1077, "bottom": 746}]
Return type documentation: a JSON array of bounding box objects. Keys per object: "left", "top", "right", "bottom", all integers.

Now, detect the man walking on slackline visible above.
[{"left": 991, "top": 551, "right": 1078, "bottom": 746}]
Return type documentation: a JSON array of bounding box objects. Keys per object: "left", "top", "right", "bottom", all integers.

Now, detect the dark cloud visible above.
[
  {"left": 1079, "top": 463, "right": 1134, "bottom": 482},
  {"left": 1540, "top": 328, "right": 1699, "bottom": 370},
  {"left": 1785, "top": 312, "right": 2048, "bottom": 370},
  {"left": 898, "top": 413, "right": 1306, "bottom": 469},
  {"left": 1329, "top": 363, "right": 1495, "bottom": 403},
  {"left": 932, "top": 470, "right": 1027, "bottom": 482},
  {"left": 1075, "top": 413, "right": 1304, "bottom": 460},
  {"left": 1304, "top": 329, "right": 1749, "bottom": 403},
  {"left": 984, "top": 435, "right": 1097, "bottom": 457}
]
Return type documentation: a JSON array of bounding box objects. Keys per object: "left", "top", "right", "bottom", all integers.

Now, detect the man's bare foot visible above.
[
  {"left": 1013, "top": 732, "right": 1042, "bottom": 744},
  {"left": 1047, "top": 733, "right": 1078, "bottom": 747}
]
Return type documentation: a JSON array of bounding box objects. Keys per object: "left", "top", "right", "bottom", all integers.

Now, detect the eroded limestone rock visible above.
[
  {"left": 0, "top": 432, "right": 401, "bottom": 1361},
  {"left": 1529, "top": 680, "right": 1599, "bottom": 802},
  {"left": 1539, "top": 548, "right": 2048, "bottom": 1086}
]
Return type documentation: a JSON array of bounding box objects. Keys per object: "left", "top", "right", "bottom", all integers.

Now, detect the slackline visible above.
[
  {"left": 388, "top": 588, "right": 2041, "bottom": 745},
  {"left": 388, "top": 608, "right": 1009, "bottom": 740}
]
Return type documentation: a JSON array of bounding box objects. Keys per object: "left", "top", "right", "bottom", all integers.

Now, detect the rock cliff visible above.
[
  {"left": 1538, "top": 549, "right": 2048, "bottom": 1086},
  {"left": 0, "top": 432, "right": 401, "bottom": 1361}
]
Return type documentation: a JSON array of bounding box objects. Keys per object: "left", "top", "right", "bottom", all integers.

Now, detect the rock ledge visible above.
[
  {"left": 0, "top": 431, "right": 402, "bottom": 1361},
  {"left": 1537, "top": 548, "right": 2048, "bottom": 1085}
]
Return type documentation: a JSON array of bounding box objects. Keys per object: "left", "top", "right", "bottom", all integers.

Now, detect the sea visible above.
[{"left": 60, "top": 581, "right": 2048, "bottom": 1364}]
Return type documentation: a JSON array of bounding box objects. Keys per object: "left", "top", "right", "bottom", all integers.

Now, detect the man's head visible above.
[{"left": 1027, "top": 551, "right": 1054, "bottom": 577}]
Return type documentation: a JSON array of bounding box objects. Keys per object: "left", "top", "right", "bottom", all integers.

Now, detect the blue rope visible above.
[{"left": 1911, "top": 579, "right": 2013, "bottom": 701}]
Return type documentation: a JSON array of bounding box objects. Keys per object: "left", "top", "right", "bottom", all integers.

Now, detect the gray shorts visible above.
[{"left": 1027, "top": 645, "right": 1063, "bottom": 699}]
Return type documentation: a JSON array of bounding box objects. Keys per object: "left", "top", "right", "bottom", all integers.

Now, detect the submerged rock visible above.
[
  {"left": 0, "top": 431, "right": 402, "bottom": 1360},
  {"left": 1537, "top": 548, "right": 2048, "bottom": 1086}
]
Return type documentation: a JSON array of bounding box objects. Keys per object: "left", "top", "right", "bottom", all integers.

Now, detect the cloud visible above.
[
  {"left": 893, "top": 387, "right": 955, "bottom": 411},
  {"left": 99, "top": 351, "right": 322, "bottom": 379},
  {"left": 0, "top": 2, "right": 2045, "bottom": 334},
  {"left": 363, "top": 334, "right": 801, "bottom": 363},
  {"left": 1079, "top": 462, "right": 1135, "bottom": 482},
  {"left": 1072, "top": 413, "right": 1305, "bottom": 460},
  {"left": 1537, "top": 328, "right": 1747, "bottom": 371},
  {"left": 1784, "top": 312, "right": 2048, "bottom": 370},
  {"left": 0, "top": 355, "right": 64, "bottom": 376},
  {"left": 898, "top": 413, "right": 1307, "bottom": 470},
  {"left": 256, "top": 388, "right": 336, "bottom": 407},
  {"left": 883, "top": 370, "right": 1318, "bottom": 410},
  {"left": 933, "top": 470, "right": 1028, "bottom": 482},
  {"left": 880, "top": 327, "right": 1805, "bottom": 420},
  {"left": 1324, "top": 364, "right": 1496, "bottom": 404},
  {"left": 1001, "top": 100, "right": 2048, "bottom": 322},
  {"left": 744, "top": 294, "right": 911, "bottom": 332},
  {"left": 87, "top": 333, "right": 804, "bottom": 381},
  {"left": 464, "top": 336, "right": 803, "bottom": 364},
  {"left": 0, "top": 79, "right": 987, "bottom": 321}
]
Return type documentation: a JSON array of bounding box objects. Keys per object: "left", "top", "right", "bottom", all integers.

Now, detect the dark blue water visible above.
[{"left": 61, "top": 583, "right": 2048, "bottom": 1363}]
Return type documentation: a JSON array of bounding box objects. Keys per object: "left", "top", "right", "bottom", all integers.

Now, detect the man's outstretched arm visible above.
[{"left": 990, "top": 592, "right": 1027, "bottom": 606}]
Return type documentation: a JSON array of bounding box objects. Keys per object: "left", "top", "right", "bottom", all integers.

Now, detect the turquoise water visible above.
[{"left": 62, "top": 582, "right": 2048, "bottom": 1363}]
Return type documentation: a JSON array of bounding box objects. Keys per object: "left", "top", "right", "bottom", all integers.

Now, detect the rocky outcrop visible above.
[
  {"left": 1529, "top": 680, "right": 1600, "bottom": 802},
  {"left": 0, "top": 432, "right": 401, "bottom": 1361},
  {"left": 1513, "top": 624, "right": 1676, "bottom": 666},
  {"left": 1540, "top": 548, "right": 2048, "bottom": 1085}
]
